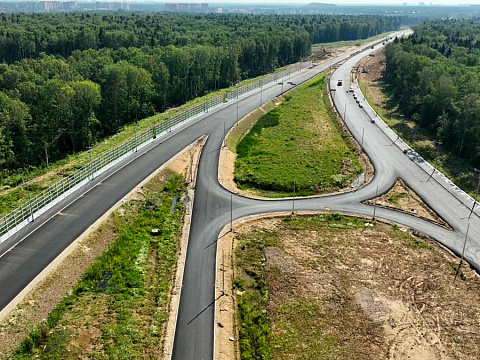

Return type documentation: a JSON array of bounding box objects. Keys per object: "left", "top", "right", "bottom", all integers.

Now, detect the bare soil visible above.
[
  {"left": 365, "top": 178, "right": 450, "bottom": 229},
  {"left": 0, "top": 137, "right": 205, "bottom": 359},
  {"left": 217, "top": 215, "right": 480, "bottom": 360}
]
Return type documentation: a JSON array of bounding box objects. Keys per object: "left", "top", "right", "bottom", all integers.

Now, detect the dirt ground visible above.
[
  {"left": 0, "top": 137, "right": 205, "bottom": 358},
  {"left": 365, "top": 178, "right": 450, "bottom": 229},
  {"left": 216, "top": 215, "right": 480, "bottom": 360},
  {"left": 356, "top": 50, "right": 387, "bottom": 102}
]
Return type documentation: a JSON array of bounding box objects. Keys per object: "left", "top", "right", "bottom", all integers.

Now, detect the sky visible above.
[{"left": 156, "top": 0, "right": 480, "bottom": 5}]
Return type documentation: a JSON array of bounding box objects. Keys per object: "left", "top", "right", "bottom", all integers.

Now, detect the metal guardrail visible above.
[{"left": 0, "top": 61, "right": 311, "bottom": 241}]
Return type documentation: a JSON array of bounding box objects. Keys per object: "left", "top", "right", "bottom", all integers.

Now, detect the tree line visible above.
[
  {"left": 0, "top": 12, "right": 401, "bottom": 172},
  {"left": 384, "top": 19, "right": 480, "bottom": 166}
]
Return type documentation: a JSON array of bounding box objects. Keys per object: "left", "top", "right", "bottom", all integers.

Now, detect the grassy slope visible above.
[
  {"left": 9, "top": 171, "right": 184, "bottom": 359},
  {"left": 234, "top": 73, "right": 361, "bottom": 197}
]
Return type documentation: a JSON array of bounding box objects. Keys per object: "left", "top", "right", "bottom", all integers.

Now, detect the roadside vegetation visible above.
[
  {"left": 234, "top": 73, "right": 362, "bottom": 197},
  {"left": 7, "top": 170, "right": 185, "bottom": 359},
  {"left": 233, "top": 213, "right": 480, "bottom": 359},
  {"left": 365, "top": 19, "right": 480, "bottom": 195}
]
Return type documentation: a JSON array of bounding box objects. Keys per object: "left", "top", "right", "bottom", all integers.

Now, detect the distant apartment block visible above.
[
  {"left": 165, "top": 3, "right": 222, "bottom": 13},
  {"left": 96, "top": 2, "right": 130, "bottom": 10}
]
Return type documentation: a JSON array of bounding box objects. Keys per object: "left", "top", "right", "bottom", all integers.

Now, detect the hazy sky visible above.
[{"left": 162, "top": 0, "right": 480, "bottom": 4}]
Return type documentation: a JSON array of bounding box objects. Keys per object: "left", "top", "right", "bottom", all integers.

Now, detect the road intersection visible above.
[{"left": 1, "top": 30, "right": 478, "bottom": 360}]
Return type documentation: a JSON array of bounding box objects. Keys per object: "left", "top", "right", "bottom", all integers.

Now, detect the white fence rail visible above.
[{"left": 0, "top": 61, "right": 311, "bottom": 241}]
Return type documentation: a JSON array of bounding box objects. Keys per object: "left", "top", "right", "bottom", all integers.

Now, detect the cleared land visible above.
[
  {"left": 230, "top": 214, "right": 480, "bottom": 360},
  {"left": 358, "top": 50, "right": 479, "bottom": 196},
  {"left": 234, "top": 73, "right": 362, "bottom": 197}
]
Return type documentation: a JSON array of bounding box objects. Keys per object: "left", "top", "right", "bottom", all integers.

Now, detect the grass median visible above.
[{"left": 233, "top": 73, "right": 362, "bottom": 197}]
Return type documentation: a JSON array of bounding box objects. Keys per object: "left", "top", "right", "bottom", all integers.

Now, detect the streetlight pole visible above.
[
  {"left": 26, "top": 182, "right": 34, "bottom": 222},
  {"left": 292, "top": 180, "right": 296, "bottom": 214},
  {"left": 426, "top": 140, "right": 442, "bottom": 182},
  {"left": 454, "top": 223, "right": 470, "bottom": 283},
  {"left": 372, "top": 184, "right": 378, "bottom": 221},
  {"left": 468, "top": 168, "right": 480, "bottom": 219},
  {"left": 260, "top": 79, "right": 263, "bottom": 105},
  {"left": 87, "top": 146, "right": 93, "bottom": 181},
  {"left": 230, "top": 193, "right": 233, "bottom": 232}
]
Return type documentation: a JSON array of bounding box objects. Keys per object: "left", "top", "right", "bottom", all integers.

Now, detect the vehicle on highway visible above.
[
  {"left": 348, "top": 86, "right": 354, "bottom": 92},
  {"left": 371, "top": 118, "right": 376, "bottom": 123},
  {"left": 359, "top": 103, "right": 363, "bottom": 108},
  {"left": 353, "top": 94, "right": 357, "bottom": 99},
  {"left": 337, "top": 79, "right": 343, "bottom": 86},
  {"left": 356, "top": 99, "right": 360, "bottom": 103}
]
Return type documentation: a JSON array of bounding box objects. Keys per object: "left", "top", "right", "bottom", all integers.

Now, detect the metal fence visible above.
[{"left": 0, "top": 61, "right": 311, "bottom": 241}]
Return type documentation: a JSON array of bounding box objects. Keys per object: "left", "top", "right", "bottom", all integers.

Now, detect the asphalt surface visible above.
[{"left": 2, "top": 30, "right": 478, "bottom": 360}]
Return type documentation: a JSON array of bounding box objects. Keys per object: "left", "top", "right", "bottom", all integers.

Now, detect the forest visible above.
[
  {"left": 0, "top": 12, "right": 401, "bottom": 173},
  {"left": 384, "top": 19, "right": 480, "bottom": 167}
]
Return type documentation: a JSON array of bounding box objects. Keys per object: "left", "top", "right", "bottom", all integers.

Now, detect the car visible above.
[
  {"left": 359, "top": 103, "right": 363, "bottom": 108},
  {"left": 348, "top": 86, "right": 354, "bottom": 92},
  {"left": 353, "top": 94, "right": 357, "bottom": 99},
  {"left": 356, "top": 99, "right": 360, "bottom": 103},
  {"left": 337, "top": 79, "right": 343, "bottom": 86},
  {"left": 371, "top": 118, "right": 376, "bottom": 123}
]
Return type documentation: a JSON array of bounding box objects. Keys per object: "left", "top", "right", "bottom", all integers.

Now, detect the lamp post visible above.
[
  {"left": 426, "top": 140, "right": 442, "bottom": 182},
  {"left": 26, "top": 181, "right": 34, "bottom": 222},
  {"left": 87, "top": 146, "right": 93, "bottom": 180},
  {"left": 468, "top": 168, "right": 480, "bottom": 220}
]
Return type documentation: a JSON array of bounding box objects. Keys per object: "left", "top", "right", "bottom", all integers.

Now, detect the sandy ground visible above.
[
  {"left": 217, "top": 214, "right": 480, "bottom": 360},
  {"left": 365, "top": 178, "right": 450, "bottom": 229},
  {"left": 0, "top": 136, "right": 206, "bottom": 358}
]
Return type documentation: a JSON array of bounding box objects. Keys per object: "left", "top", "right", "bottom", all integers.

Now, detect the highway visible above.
[{"left": 1, "top": 30, "right": 478, "bottom": 360}]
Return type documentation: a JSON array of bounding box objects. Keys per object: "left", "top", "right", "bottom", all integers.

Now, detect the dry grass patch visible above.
[{"left": 233, "top": 214, "right": 480, "bottom": 360}]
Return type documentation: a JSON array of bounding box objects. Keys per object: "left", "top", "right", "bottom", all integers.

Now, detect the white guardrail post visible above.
[{"left": 0, "top": 61, "right": 310, "bottom": 243}]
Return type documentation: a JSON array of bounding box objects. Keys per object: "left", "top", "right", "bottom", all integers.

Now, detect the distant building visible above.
[
  {"left": 37, "top": 1, "right": 61, "bottom": 11},
  {"left": 165, "top": 3, "right": 214, "bottom": 13},
  {"left": 96, "top": 2, "right": 129, "bottom": 10}
]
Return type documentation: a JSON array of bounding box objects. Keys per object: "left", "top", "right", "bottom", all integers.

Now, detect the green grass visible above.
[
  {"left": 234, "top": 73, "right": 361, "bottom": 197},
  {"left": 10, "top": 171, "right": 185, "bottom": 359},
  {"left": 234, "top": 231, "right": 277, "bottom": 360}
]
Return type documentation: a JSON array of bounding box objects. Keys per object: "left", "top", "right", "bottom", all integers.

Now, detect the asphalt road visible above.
[{"left": 2, "top": 30, "right": 477, "bottom": 360}]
